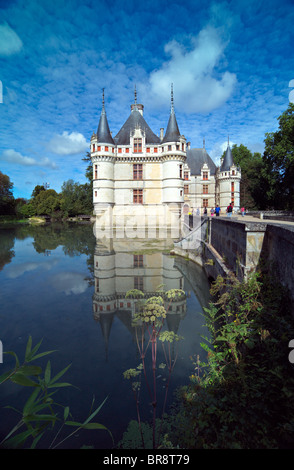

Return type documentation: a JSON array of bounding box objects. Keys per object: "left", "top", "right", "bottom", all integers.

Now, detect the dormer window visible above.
[
  {"left": 134, "top": 138, "right": 142, "bottom": 153},
  {"left": 202, "top": 171, "right": 208, "bottom": 180}
]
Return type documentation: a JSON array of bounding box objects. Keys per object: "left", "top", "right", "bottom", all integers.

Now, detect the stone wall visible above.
[
  {"left": 209, "top": 218, "right": 267, "bottom": 279},
  {"left": 261, "top": 224, "right": 294, "bottom": 300}
]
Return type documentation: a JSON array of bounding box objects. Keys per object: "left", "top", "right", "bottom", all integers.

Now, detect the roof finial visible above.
[
  {"left": 171, "top": 83, "right": 174, "bottom": 112},
  {"left": 228, "top": 134, "right": 230, "bottom": 147},
  {"left": 134, "top": 84, "right": 137, "bottom": 105},
  {"left": 102, "top": 88, "right": 105, "bottom": 111},
  {"left": 203, "top": 137, "right": 205, "bottom": 149}
]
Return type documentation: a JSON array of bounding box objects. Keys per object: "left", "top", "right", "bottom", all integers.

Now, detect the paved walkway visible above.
[{"left": 221, "top": 214, "right": 294, "bottom": 226}]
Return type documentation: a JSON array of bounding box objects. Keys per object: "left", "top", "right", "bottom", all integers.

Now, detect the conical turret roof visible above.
[
  {"left": 162, "top": 84, "right": 181, "bottom": 143},
  {"left": 220, "top": 139, "right": 234, "bottom": 171},
  {"left": 97, "top": 90, "right": 114, "bottom": 145}
]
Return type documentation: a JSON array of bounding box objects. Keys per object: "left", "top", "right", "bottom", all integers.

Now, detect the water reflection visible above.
[
  {"left": 92, "top": 237, "right": 211, "bottom": 363},
  {"left": 0, "top": 224, "right": 211, "bottom": 448}
]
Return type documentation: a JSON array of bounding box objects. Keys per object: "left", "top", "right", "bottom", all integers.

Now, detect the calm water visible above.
[{"left": 0, "top": 222, "right": 211, "bottom": 449}]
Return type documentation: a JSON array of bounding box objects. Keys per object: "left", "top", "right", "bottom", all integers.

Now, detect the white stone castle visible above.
[{"left": 90, "top": 87, "right": 240, "bottom": 230}]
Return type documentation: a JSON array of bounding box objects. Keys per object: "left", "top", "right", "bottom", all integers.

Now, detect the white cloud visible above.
[
  {"left": 0, "top": 23, "right": 23, "bottom": 56},
  {"left": 48, "top": 131, "right": 88, "bottom": 155},
  {"left": 142, "top": 26, "right": 236, "bottom": 114},
  {"left": 1, "top": 149, "right": 57, "bottom": 169},
  {"left": 50, "top": 272, "right": 89, "bottom": 295}
]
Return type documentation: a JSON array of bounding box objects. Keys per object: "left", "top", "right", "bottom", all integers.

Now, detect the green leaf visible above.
[
  {"left": 10, "top": 372, "right": 39, "bottom": 387},
  {"left": 23, "top": 388, "right": 41, "bottom": 416},
  {"left": 4, "top": 350, "right": 20, "bottom": 368},
  {"left": 29, "top": 350, "right": 57, "bottom": 362},
  {"left": 2, "top": 429, "right": 33, "bottom": 448},
  {"left": 25, "top": 335, "right": 33, "bottom": 361},
  {"left": 49, "top": 364, "right": 71, "bottom": 385},
  {"left": 18, "top": 365, "right": 42, "bottom": 376},
  {"left": 83, "top": 396, "right": 108, "bottom": 426},
  {"left": 63, "top": 406, "right": 70, "bottom": 420},
  {"left": 47, "top": 382, "right": 72, "bottom": 388},
  {"left": 0, "top": 370, "right": 13, "bottom": 384},
  {"left": 44, "top": 361, "right": 51, "bottom": 385}
]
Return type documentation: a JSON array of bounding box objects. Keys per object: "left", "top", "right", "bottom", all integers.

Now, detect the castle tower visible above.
[
  {"left": 91, "top": 90, "right": 115, "bottom": 216},
  {"left": 161, "top": 85, "right": 186, "bottom": 218},
  {"left": 217, "top": 138, "right": 241, "bottom": 212}
]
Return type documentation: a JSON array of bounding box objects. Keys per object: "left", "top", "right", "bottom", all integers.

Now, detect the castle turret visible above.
[
  {"left": 161, "top": 85, "right": 186, "bottom": 216},
  {"left": 218, "top": 138, "right": 241, "bottom": 212},
  {"left": 91, "top": 90, "right": 115, "bottom": 216}
]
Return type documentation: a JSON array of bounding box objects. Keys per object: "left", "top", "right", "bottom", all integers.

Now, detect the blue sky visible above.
[{"left": 0, "top": 0, "right": 294, "bottom": 199}]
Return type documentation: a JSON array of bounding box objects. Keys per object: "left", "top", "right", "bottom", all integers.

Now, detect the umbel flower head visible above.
[{"left": 140, "top": 303, "right": 167, "bottom": 323}]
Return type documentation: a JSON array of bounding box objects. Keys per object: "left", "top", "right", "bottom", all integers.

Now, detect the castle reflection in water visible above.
[{"left": 92, "top": 237, "right": 211, "bottom": 356}]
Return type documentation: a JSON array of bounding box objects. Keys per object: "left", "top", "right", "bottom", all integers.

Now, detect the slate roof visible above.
[
  {"left": 113, "top": 107, "right": 161, "bottom": 145},
  {"left": 186, "top": 148, "right": 217, "bottom": 175},
  {"left": 162, "top": 109, "right": 181, "bottom": 143},
  {"left": 220, "top": 144, "right": 234, "bottom": 171},
  {"left": 97, "top": 105, "right": 115, "bottom": 145}
]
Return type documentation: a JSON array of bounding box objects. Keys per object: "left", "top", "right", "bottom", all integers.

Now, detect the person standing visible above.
[
  {"left": 241, "top": 207, "right": 245, "bottom": 217},
  {"left": 227, "top": 202, "right": 233, "bottom": 217},
  {"left": 215, "top": 205, "right": 221, "bottom": 216}
]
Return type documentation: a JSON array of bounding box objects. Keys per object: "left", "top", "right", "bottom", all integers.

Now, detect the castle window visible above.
[
  {"left": 133, "top": 164, "right": 143, "bottom": 180},
  {"left": 134, "top": 138, "right": 142, "bottom": 153},
  {"left": 95, "top": 278, "right": 99, "bottom": 293},
  {"left": 133, "top": 189, "right": 143, "bottom": 204},
  {"left": 98, "top": 146, "right": 101, "bottom": 151},
  {"left": 92, "top": 144, "right": 95, "bottom": 152},
  {"left": 126, "top": 148, "right": 129, "bottom": 153},
  {"left": 182, "top": 143, "right": 185, "bottom": 151},
  {"left": 203, "top": 199, "right": 208, "bottom": 207},
  {"left": 176, "top": 144, "right": 180, "bottom": 150},
  {"left": 134, "top": 276, "right": 144, "bottom": 291},
  {"left": 94, "top": 165, "right": 98, "bottom": 179},
  {"left": 179, "top": 165, "right": 183, "bottom": 178},
  {"left": 105, "top": 146, "right": 108, "bottom": 151},
  {"left": 146, "top": 147, "right": 150, "bottom": 153},
  {"left": 184, "top": 184, "right": 189, "bottom": 194},
  {"left": 203, "top": 184, "right": 208, "bottom": 194},
  {"left": 168, "top": 145, "right": 172, "bottom": 151},
  {"left": 232, "top": 170, "right": 235, "bottom": 175},
  {"left": 184, "top": 171, "right": 189, "bottom": 180},
  {"left": 154, "top": 147, "right": 158, "bottom": 153},
  {"left": 202, "top": 171, "right": 208, "bottom": 180},
  {"left": 95, "top": 191, "right": 97, "bottom": 197},
  {"left": 118, "top": 148, "right": 122, "bottom": 153},
  {"left": 133, "top": 254, "right": 143, "bottom": 267}
]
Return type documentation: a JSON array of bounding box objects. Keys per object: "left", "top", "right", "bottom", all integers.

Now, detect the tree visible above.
[
  {"left": 262, "top": 102, "right": 294, "bottom": 210},
  {"left": 60, "top": 179, "right": 92, "bottom": 216},
  {"left": 34, "top": 189, "right": 60, "bottom": 215},
  {"left": 0, "top": 171, "right": 15, "bottom": 215}
]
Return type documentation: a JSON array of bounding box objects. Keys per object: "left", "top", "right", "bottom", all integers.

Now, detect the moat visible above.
[{"left": 0, "top": 222, "right": 211, "bottom": 449}]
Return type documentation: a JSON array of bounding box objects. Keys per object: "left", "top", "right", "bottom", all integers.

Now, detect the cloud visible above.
[
  {"left": 5, "top": 259, "right": 58, "bottom": 278},
  {"left": 50, "top": 272, "right": 89, "bottom": 295},
  {"left": 0, "top": 23, "right": 23, "bottom": 56},
  {"left": 1, "top": 149, "right": 57, "bottom": 169},
  {"left": 47, "top": 131, "right": 89, "bottom": 155},
  {"left": 141, "top": 25, "right": 236, "bottom": 114}
]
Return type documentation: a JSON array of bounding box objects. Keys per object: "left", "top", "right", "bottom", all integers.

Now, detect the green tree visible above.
[
  {"left": 34, "top": 189, "right": 60, "bottom": 216},
  {"left": 60, "top": 179, "right": 92, "bottom": 216},
  {"left": 262, "top": 102, "right": 294, "bottom": 209},
  {"left": 0, "top": 171, "right": 15, "bottom": 215}
]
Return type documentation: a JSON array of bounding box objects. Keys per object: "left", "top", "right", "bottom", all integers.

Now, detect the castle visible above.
[{"left": 90, "top": 87, "right": 240, "bottom": 232}]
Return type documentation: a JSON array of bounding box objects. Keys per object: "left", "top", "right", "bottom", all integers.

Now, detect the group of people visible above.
[{"left": 203, "top": 204, "right": 246, "bottom": 217}]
